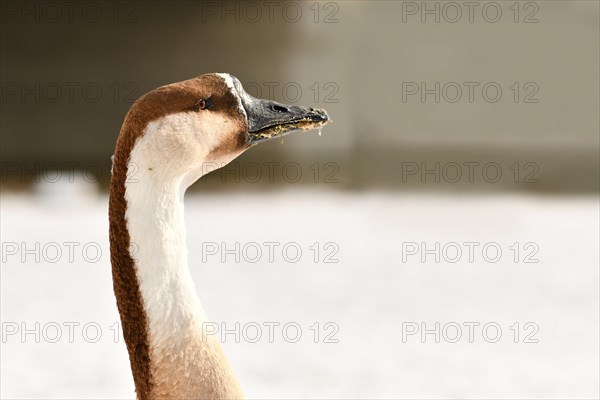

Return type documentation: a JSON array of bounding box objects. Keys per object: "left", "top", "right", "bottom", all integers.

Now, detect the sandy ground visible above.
[{"left": 1, "top": 188, "right": 598, "bottom": 399}]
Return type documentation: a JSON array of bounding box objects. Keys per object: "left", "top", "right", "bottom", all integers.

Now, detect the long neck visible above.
[
  {"left": 124, "top": 175, "right": 202, "bottom": 343},
  {"left": 109, "top": 147, "right": 243, "bottom": 399}
]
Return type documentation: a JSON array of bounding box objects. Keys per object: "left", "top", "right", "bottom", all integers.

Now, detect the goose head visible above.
[{"left": 117, "top": 73, "right": 329, "bottom": 188}]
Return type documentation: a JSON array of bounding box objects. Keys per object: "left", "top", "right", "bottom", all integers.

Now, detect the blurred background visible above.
[{"left": 1, "top": 1, "right": 598, "bottom": 399}]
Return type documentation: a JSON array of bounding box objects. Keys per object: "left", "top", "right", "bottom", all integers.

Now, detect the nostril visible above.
[{"left": 271, "top": 104, "right": 288, "bottom": 113}]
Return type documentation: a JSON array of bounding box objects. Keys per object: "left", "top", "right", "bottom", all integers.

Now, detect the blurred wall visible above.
[{"left": 1, "top": 1, "right": 598, "bottom": 192}]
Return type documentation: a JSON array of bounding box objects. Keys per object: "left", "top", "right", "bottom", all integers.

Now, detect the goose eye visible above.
[{"left": 193, "top": 97, "right": 212, "bottom": 111}]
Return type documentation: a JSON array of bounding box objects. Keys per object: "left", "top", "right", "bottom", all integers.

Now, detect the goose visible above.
[{"left": 108, "top": 73, "right": 329, "bottom": 399}]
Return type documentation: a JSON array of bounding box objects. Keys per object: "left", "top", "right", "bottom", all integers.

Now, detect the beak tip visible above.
[{"left": 312, "top": 108, "right": 330, "bottom": 122}]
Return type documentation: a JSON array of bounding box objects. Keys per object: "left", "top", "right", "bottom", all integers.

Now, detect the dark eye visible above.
[{"left": 193, "top": 96, "right": 212, "bottom": 111}]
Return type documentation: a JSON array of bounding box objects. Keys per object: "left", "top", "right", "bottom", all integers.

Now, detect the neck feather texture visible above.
[{"left": 109, "top": 120, "right": 243, "bottom": 399}]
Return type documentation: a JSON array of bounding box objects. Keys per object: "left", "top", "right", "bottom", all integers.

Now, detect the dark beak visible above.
[{"left": 232, "top": 79, "right": 329, "bottom": 144}]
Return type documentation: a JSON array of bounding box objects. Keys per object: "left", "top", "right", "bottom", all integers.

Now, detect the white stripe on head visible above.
[{"left": 216, "top": 73, "right": 247, "bottom": 121}]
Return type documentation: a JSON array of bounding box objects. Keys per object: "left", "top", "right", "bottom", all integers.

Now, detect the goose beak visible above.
[
  {"left": 244, "top": 100, "right": 329, "bottom": 144},
  {"left": 233, "top": 80, "right": 329, "bottom": 144}
]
